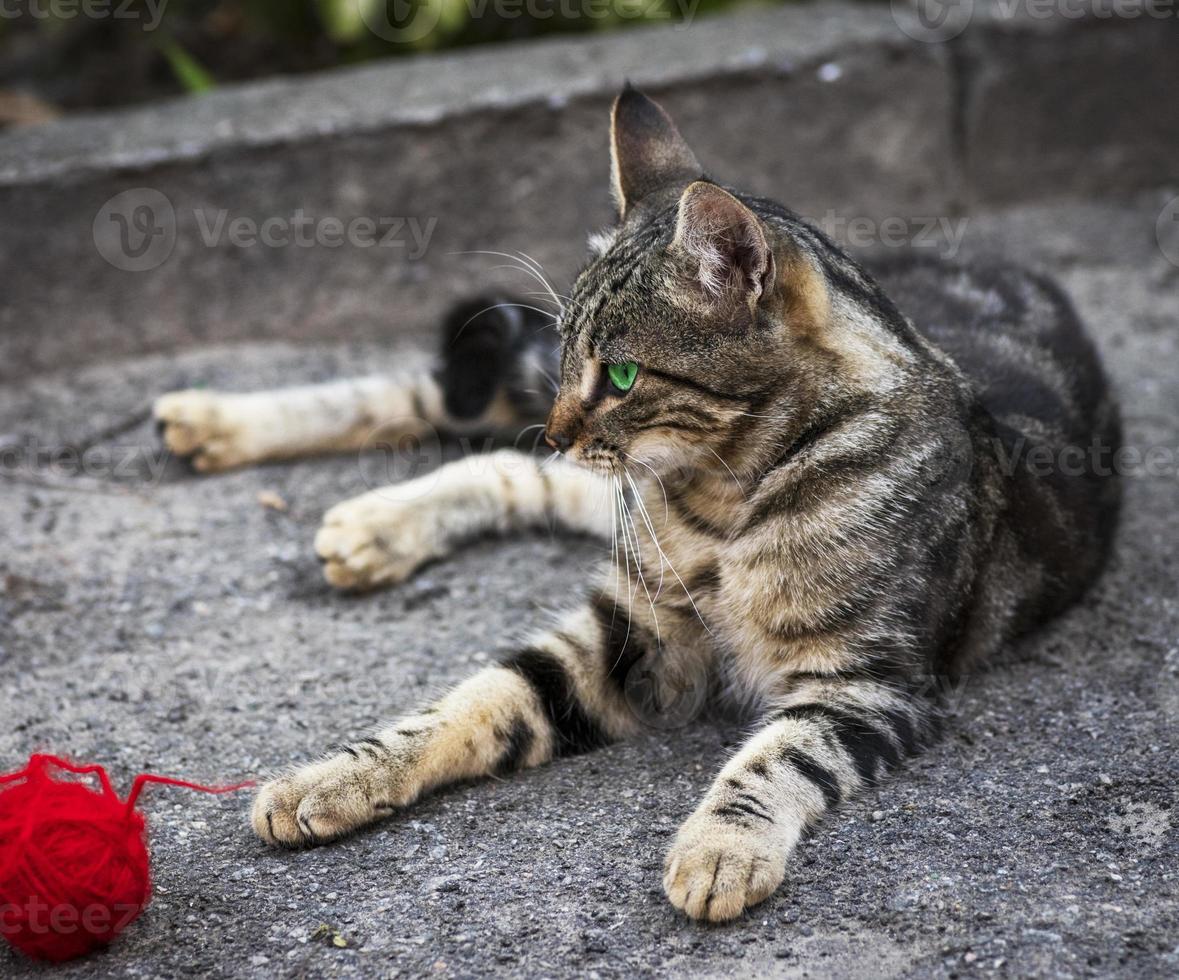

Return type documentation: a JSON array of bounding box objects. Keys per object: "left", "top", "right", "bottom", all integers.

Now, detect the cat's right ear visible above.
[{"left": 610, "top": 85, "right": 702, "bottom": 220}]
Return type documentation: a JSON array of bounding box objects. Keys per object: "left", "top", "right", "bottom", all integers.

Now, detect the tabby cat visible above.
[{"left": 154, "top": 87, "right": 1121, "bottom": 921}]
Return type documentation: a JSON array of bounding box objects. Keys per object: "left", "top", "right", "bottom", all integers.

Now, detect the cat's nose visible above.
[{"left": 545, "top": 428, "right": 573, "bottom": 453}]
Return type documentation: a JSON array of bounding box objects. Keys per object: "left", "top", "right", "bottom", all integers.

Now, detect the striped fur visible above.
[{"left": 158, "top": 88, "right": 1120, "bottom": 923}]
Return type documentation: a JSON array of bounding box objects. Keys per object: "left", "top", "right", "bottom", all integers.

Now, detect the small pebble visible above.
[{"left": 257, "top": 490, "right": 288, "bottom": 511}]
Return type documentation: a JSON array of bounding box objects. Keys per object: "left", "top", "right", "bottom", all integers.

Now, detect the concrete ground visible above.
[{"left": 1, "top": 193, "right": 1177, "bottom": 978}]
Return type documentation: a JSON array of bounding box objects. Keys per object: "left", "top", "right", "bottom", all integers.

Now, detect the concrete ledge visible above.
[
  {"left": 959, "top": 7, "right": 1179, "bottom": 203},
  {"left": 0, "top": 5, "right": 913, "bottom": 188},
  {"left": 0, "top": 1, "right": 1175, "bottom": 381}
]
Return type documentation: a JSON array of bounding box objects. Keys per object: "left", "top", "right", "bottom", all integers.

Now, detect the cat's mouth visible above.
[{"left": 569, "top": 446, "right": 621, "bottom": 475}]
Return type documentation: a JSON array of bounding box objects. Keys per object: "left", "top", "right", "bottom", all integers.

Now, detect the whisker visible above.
[
  {"left": 623, "top": 470, "right": 666, "bottom": 597},
  {"left": 452, "top": 301, "right": 557, "bottom": 343},
  {"left": 731, "top": 410, "right": 795, "bottom": 422},
  {"left": 608, "top": 486, "right": 647, "bottom": 674},
  {"left": 517, "top": 250, "right": 580, "bottom": 315},
  {"left": 608, "top": 478, "right": 645, "bottom": 663},
  {"left": 523, "top": 288, "right": 577, "bottom": 305},
  {"left": 624, "top": 469, "right": 713, "bottom": 637},
  {"left": 534, "top": 365, "right": 560, "bottom": 393},
  {"left": 617, "top": 481, "right": 643, "bottom": 587},
  {"left": 621, "top": 452, "right": 670, "bottom": 522},
  {"left": 619, "top": 483, "right": 661, "bottom": 644},
  {"left": 489, "top": 300, "right": 560, "bottom": 323},
  {"left": 484, "top": 268, "right": 566, "bottom": 313},
  {"left": 450, "top": 248, "right": 569, "bottom": 315},
  {"left": 520, "top": 289, "right": 573, "bottom": 312},
  {"left": 450, "top": 249, "right": 550, "bottom": 283},
  {"left": 705, "top": 446, "right": 749, "bottom": 501}
]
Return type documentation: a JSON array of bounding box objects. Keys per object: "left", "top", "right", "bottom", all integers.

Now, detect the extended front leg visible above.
[
  {"left": 315, "top": 449, "right": 613, "bottom": 589},
  {"left": 664, "top": 676, "right": 937, "bottom": 921},
  {"left": 252, "top": 593, "right": 655, "bottom": 845}
]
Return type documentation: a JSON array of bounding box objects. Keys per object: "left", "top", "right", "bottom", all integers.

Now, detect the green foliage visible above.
[
  {"left": 159, "top": 40, "right": 217, "bottom": 94},
  {"left": 4, "top": 0, "right": 776, "bottom": 97}
]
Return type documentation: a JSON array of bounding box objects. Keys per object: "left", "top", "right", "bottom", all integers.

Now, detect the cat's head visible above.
[{"left": 544, "top": 86, "right": 837, "bottom": 481}]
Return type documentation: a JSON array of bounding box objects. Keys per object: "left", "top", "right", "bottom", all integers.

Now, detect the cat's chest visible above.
[
  {"left": 628, "top": 477, "right": 740, "bottom": 623},
  {"left": 633, "top": 476, "right": 859, "bottom": 681}
]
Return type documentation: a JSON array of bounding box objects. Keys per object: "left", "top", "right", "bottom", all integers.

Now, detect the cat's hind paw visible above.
[{"left": 154, "top": 390, "right": 248, "bottom": 472}]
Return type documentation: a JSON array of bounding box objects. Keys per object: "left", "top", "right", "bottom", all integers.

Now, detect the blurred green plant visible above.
[
  {"left": 159, "top": 39, "right": 217, "bottom": 93},
  {"left": 168, "top": 0, "right": 770, "bottom": 88},
  {"left": 0, "top": 0, "right": 779, "bottom": 111},
  {"left": 312, "top": 0, "right": 746, "bottom": 49}
]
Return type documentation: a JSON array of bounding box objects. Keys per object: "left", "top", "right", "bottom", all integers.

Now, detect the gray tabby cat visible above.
[{"left": 155, "top": 87, "right": 1120, "bottom": 921}]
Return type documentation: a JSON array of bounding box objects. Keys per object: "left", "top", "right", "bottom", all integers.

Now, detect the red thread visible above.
[{"left": 0, "top": 754, "right": 252, "bottom": 962}]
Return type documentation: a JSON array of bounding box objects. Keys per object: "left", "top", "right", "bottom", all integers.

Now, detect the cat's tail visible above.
[{"left": 433, "top": 294, "right": 560, "bottom": 436}]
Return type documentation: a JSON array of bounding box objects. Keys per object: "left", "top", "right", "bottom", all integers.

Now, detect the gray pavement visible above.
[{"left": 1, "top": 193, "right": 1177, "bottom": 977}]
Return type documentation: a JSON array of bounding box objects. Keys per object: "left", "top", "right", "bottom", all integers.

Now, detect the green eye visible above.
[{"left": 607, "top": 361, "right": 639, "bottom": 393}]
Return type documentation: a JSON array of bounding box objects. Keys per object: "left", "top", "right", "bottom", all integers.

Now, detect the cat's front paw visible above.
[
  {"left": 663, "top": 817, "right": 789, "bottom": 922},
  {"left": 315, "top": 492, "right": 436, "bottom": 591},
  {"left": 251, "top": 755, "right": 394, "bottom": 847},
  {"left": 154, "top": 390, "right": 248, "bottom": 472}
]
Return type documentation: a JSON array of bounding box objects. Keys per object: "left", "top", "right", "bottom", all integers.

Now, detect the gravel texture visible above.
[{"left": 1, "top": 193, "right": 1177, "bottom": 978}]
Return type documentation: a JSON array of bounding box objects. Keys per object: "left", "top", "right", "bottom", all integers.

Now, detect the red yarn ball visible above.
[
  {"left": 0, "top": 755, "right": 251, "bottom": 963},
  {"left": 0, "top": 756, "right": 151, "bottom": 962}
]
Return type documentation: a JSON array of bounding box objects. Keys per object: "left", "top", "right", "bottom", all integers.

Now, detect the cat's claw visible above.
[
  {"left": 663, "top": 820, "right": 788, "bottom": 922},
  {"left": 252, "top": 758, "right": 389, "bottom": 847}
]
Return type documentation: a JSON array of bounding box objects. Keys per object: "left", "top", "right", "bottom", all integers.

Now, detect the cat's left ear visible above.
[
  {"left": 672, "top": 181, "right": 774, "bottom": 309},
  {"left": 610, "top": 85, "right": 702, "bottom": 219}
]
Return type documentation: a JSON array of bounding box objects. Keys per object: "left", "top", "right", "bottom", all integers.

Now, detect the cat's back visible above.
[
  {"left": 868, "top": 254, "right": 1115, "bottom": 448},
  {"left": 870, "top": 253, "right": 1122, "bottom": 636}
]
